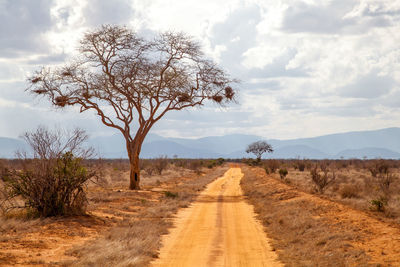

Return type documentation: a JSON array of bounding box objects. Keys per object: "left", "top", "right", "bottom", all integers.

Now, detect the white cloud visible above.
[{"left": 1, "top": 0, "right": 400, "bottom": 140}]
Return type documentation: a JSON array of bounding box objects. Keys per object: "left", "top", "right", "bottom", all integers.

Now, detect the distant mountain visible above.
[
  {"left": 271, "top": 145, "right": 329, "bottom": 159},
  {"left": 168, "top": 134, "right": 261, "bottom": 155},
  {"left": 141, "top": 140, "right": 222, "bottom": 158},
  {"left": 1, "top": 127, "right": 400, "bottom": 159},
  {"left": 335, "top": 147, "right": 400, "bottom": 159},
  {"left": 268, "top": 127, "right": 400, "bottom": 155}
]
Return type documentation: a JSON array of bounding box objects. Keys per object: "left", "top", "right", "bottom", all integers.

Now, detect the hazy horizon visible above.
[{"left": 1, "top": 0, "right": 399, "bottom": 140}]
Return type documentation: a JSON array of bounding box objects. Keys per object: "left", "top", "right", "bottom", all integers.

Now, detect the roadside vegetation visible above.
[
  {"left": 0, "top": 126, "right": 96, "bottom": 217},
  {"left": 241, "top": 158, "right": 400, "bottom": 266},
  {"left": 0, "top": 154, "right": 226, "bottom": 265},
  {"left": 242, "top": 158, "right": 400, "bottom": 218}
]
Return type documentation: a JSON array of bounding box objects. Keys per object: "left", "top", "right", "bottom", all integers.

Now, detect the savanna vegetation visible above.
[
  {"left": 27, "top": 24, "right": 236, "bottom": 190},
  {"left": 241, "top": 158, "right": 400, "bottom": 265},
  {"left": 0, "top": 152, "right": 227, "bottom": 265}
]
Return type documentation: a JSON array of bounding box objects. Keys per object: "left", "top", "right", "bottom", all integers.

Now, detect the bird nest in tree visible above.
[
  {"left": 61, "top": 71, "right": 72, "bottom": 77},
  {"left": 212, "top": 95, "right": 223, "bottom": 103},
  {"left": 178, "top": 93, "right": 191, "bottom": 103},
  {"left": 55, "top": 96, "right": 69, "bottom": 107},
  {"left": 33, "top": 89, "right": 47, "bottom": 95},
  {"left": 224, "top": 86, "right": 234, "bottom": 100},
  {"left": 31, "top": 77, "right": 42, "bottom": 83}
]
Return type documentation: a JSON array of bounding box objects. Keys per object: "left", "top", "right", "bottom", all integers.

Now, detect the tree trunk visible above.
[
  {"left": 129, "top": 153, "right": 140, "bottom": 190},
  {"left": 126, "top": 128, "right": 150, "bottom": 190}
]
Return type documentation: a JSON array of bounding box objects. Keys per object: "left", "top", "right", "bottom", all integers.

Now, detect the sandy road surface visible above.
[{"left": 151, "top": 167, "right": 282, "bottom": 267}]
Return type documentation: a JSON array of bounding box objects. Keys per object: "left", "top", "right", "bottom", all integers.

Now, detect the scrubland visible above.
[
  {"left": 0, "top": 158, "right": 226, "bottom": 266},
  {"left": 241, "top": 159, "right": 400, "bottom": 266},
  {"left": 259, "top": 159, "right": 400, "bottom": 219},
  {"left": 2, "top": 157, "right": 400, "bottom": 266}
]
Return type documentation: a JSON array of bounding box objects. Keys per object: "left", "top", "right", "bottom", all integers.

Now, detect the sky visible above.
[{"left": 1, "top": 0, "right": 400, "bottom": 140}]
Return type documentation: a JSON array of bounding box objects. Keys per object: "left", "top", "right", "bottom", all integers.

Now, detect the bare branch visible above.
[{"left": 26, "top": 25, "right": 238, "bottom": 189}]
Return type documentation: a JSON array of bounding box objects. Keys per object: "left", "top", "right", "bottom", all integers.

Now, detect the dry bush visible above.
[
  {"left": 188, "top": 160, "right": 202, "bottom": 174},
  {"left": 0, "top": 126, "right": 96, "bottom": 217},
  {"left": 309, "top": 163, "right": 336, "bottom": 194},
  {"left": 264, "top": 159, "right": 280, "bottom": 174},
  {"left": 375, "top": 169, "right": 396, "bottom": 198},
  {"left": 339, "top": 184, "right": 359, "bottom": 199},
  {"left": 153, "top": 156, "right": 169, "bottom": 175},
  {"left": 145, "top": 164, "right": 156, "bottom": 176},
  {"left": 368, "top": 159, "right": 389, "bottom": 178},
  {"left": 297, "top": 160, "right": 306, "bottom": 172}
]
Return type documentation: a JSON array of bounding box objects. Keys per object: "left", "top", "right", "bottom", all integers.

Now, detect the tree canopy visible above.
[
  {"left": 246, "top": 140, "right": 273, "bottom": 161},
  {"left": 27, "top": 25, "right": 237, "bottom": 189}
]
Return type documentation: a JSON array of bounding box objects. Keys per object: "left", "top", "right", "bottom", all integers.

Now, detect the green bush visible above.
[
  {"left": 2, "top": 152, "right": 95, "bottom": 217},
  {"left": 370, "top": 197, "right": 387, "bottom": 212},
  {"left": 164, "top": 191, "right": 178, "bottom": 198},
  {"left": 0, "top": 126, "right": 95, "bottom": 217},
  {"left": 279, "top": 168, "right": 288, "bottom": 179}
]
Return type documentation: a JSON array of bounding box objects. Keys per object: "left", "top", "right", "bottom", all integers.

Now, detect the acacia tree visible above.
[
  {"left": 246, "top": 140, "right": 273, "bottom": 162},
  {"left": 27, "top": 25, "right": 236, "bottom": 189}
]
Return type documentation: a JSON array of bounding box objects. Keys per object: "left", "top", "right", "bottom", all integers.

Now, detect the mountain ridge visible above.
[{"left": 1, "top": 127, "right": 400, "bottom": 159}]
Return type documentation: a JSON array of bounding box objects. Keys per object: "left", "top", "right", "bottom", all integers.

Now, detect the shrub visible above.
[
  {"left": 153, "top": 156, "right": 169, "bottom": 175},
  {"left": 188, "top": 160, "right": 202, "bottom": 174},
  {"left": 145, "top": 164, "right": 156, "bottom": 176},
  {"left": 279, "top": 168, "right": 288, "bottom": 179},
  {"left": 310, "top": 165, "right": 336, "bottom": 194},
  {"left": 0, "top": 126, "right": 96, "bottom": 217},
  {"left": 368, "top": 160, "right": 389, "bottom": 178},
  {"left": 376, "top": 172, "right": 396, "bottom": 199},
  {"left": 367, "top": 160, "right": 397, "bottom": 201},
  {"left": 339, "top": 184, "right": 359, "bottom": 199},
  {"left": 370, "top": 197, "right": 387, "bottom": 212},
  {"left": 164, "top": 191, "right": 178, "bottom": 198},
  {"left": 217, "top": 158, "right": 225, "bottom": 165},
  {"left": 264, "top": 159, "right": 280, "bottom": 174},
  {"left": 298, "top": 161, "right": 306, "bottom": 172},
  {"left": 244, "top": 158, "right": 259, "bottom": 166},
  {"left": 207, "top": 160, "right": 217, "bottom": 169}
]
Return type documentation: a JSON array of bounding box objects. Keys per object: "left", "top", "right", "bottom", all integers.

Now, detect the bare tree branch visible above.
[{"left": 27, "top": 25, "right": 237, "bottom": 189}]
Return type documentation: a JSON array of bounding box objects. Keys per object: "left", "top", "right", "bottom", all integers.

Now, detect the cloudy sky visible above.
[{"left": 1, "top": 0, "right": 400, "bottom": 140}]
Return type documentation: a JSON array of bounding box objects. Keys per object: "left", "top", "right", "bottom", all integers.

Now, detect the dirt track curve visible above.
[{"left": 151, "top": 167, "right": 282, "bottom": 267}]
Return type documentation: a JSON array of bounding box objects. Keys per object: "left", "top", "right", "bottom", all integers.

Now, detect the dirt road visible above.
[{"left": 151, "top": 167, "right": 282, "bottom": 267}]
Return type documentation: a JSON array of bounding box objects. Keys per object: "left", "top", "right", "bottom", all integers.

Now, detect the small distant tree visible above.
[
  {"left": 246, "top": 140, "right": 273, "bottom": 163},
  {"left": 27, "top": 25, "right": 236, "bottom": 190}
]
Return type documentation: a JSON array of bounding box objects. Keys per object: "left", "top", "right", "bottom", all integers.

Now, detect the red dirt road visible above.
[{"left": 151, "top": 167, "right": 282, "bottom": 267}]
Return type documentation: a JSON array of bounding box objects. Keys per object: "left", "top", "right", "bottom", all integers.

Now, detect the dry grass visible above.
[
  {"left": 64, "top": 165, "right": 228, "bottom": 266},
  {"left": 278, "top": 162, "right": 400, "bottom": 221},
  {"left": 241, "top": 165, "right": 372, "bottom": 266},
  {"left": 0, "top": 157, "right": 227, "bottom": 266}
]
